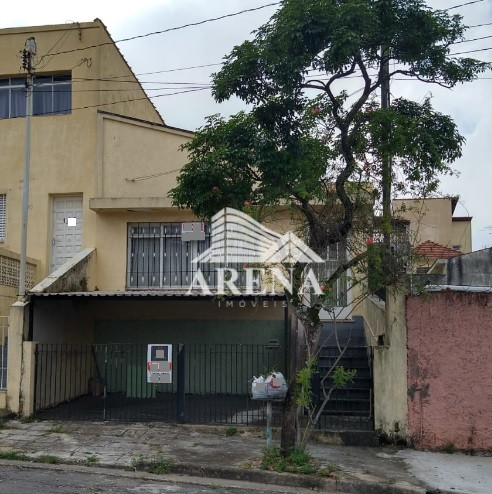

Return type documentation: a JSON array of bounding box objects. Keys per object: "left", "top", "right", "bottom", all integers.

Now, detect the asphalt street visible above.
[{"left": 0, "top": 464, "right": 336, "bottom": 494}]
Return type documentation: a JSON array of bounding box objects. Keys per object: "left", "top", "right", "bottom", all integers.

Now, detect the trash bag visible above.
[{"left": 251, "top": 372, "right": 288, "bottom": 400}]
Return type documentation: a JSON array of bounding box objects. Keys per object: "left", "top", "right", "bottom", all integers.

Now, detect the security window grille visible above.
[
  {"left": 0, "top": 74, "right": 71, "bottom": 119},
  {"left": 0, "top": 194, "right": 5, "bottom": 242},
  {"left": 312, "top": 241, "right": 348, "bottom": 307},
  {"left": 127, "top": 223, "right": 246, "bottom": 289}
]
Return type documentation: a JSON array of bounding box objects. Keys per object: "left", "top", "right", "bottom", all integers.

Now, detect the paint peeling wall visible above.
[{"left": 406, "top": 291, "right": 492, "bottom": 451}]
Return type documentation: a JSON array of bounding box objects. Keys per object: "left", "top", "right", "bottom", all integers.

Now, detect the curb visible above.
[
  {"left": 173, "top": 462, "right": 428, "bottom": 494},
  {"left": 0, "top": 456, "right": 430, "bottom": 494}
]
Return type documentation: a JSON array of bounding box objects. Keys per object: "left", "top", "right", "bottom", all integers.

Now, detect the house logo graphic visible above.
[{"left": 193, "top": 207, "right": 324, "bottom": 265}]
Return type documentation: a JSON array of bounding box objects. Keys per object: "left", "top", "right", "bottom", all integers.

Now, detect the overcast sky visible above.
[{"left": 2, "top": 0, "right": 491, "bottom": 249}]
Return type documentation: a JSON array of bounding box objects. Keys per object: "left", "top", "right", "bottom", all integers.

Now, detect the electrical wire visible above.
[
  {"left": 444, "top": 0, "right": 484, "bottom": 11},
  {"left": 32, "top": 87, "right": 210, "bottom": 116},
  {"left": 467, "top": 22, "right": 492, "bottom": 29},
  {"left": 47, "top": 3, "right": 281, "bottom": 57},
  {"left": 35, "top": 22, "right": 78, "bottom": 69},
  {"left": 450, "top": 46, "right": 492, "bottom": 55},
  {"left": 453, "top": 35, "right": 492, "bottom": 44}
]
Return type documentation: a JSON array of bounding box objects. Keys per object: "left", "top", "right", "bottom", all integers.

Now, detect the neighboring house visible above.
[
  {"left": 393, "top": 196, "right": 472, "bottom": 256},
  {"left": 413, "top": 240, "right": 461, "bottom": 278}
]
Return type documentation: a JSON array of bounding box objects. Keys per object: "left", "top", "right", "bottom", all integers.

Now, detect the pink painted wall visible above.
[{"left": 406, "top": 291, "right": 492, "bottom": 451}]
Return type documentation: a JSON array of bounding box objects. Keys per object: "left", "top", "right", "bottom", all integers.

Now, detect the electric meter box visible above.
[
  {"left": 181, "top": 222, "right": 205, "bottom": 241},
  {"left": 147, "top": 344, "right": 173, "bottom": 384}
]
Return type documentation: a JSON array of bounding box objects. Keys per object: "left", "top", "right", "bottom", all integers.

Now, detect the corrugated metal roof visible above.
[{"left": 29, "top": 290, "right": 286, "bottom": 300}]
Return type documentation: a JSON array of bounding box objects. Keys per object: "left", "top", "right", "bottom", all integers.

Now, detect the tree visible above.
[{"left": 170, "top": 0, "right": 488, "bottom": 453}]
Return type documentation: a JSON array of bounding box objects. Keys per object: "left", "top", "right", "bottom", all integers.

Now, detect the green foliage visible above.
[
  {"left": 442, "top": 442, "right": 457, "bottom": 454},
  {"left": 0, "top": 451, "right": 29, "bottom": 461},
  {"left": 33, "top": 455, "right": 60, "bottom": 464},
  {"left": 295, "top": 358, "right": 317, "bottom": 408},
  {"left": 260, "top": 447, "right": 317, "bottom": 474},
  {"left": 332, "top": 366, "right": 357, "bottom": 388},
  {"left": 226, "top": 427, "right": 240, "bottom": 437},
  {"left": 49, "top": 424, "right": 66, "bottom": 434},
  {"left": 171, "top": 0, "right": 486, "bottom": 258},
  {"left": 147, "top": 458, "right": 174, "bottom": 475},
  {"left": 318, "top": 464, "right": 339, "bottom": 477},
  {"left": 85, "top": 454, "right": 99, "bottom": 465}
]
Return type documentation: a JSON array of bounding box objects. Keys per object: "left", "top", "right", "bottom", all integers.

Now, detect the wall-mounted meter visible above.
[
  {"left": 181, "top": 222, "right": 205, "bottom": 241},
  {"left": 147, "top": 344, "right": 173, "bottom": 384}
]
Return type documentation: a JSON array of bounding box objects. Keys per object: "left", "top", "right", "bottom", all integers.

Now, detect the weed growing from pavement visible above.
[
  {"left": 318, "top": 464, "right": 339, "bottom": 476},
  {"left": 129, "top": 454, "right": 173, "bottom": 475},
  {"left": 147, "top": 458, "right": 173, "bottom": 475},
  {"left": 86, "top": 454, "right": 99, "bottom": 465},
  {"left": 260, "top": 447, "right": 323, "bottom": 475},
  {"left": 129, "top": 454, "right": 147, "bottom": 471},
  {"left": 49, "top": 424, "right": 66, "bottom": 434},
  {"left": 226, "top": 427, "right": 238, "bottom": 436},
  {"left": 210, "top": 483, "right": 224, "bottom": 490},
  {"left": 442, "top": 443, "right": 457, "bottom": 454},
  {"left": 33, "top": 455, "right": 60, "bottom": 464},
  {"left": 0, "top": 419, "right": 9, "bottom": 429},
  {"left": 0, "top": 451, "right": 29, "bottom": 461}
]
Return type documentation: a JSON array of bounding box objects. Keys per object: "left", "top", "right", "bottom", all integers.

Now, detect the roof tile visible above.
[{"left": 415, "top": 240, "right": 461, "bottom": 259}]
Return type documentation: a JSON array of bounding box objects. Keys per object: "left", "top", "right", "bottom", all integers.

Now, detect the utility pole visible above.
[
  {"left": 19, "top": 37, "right": 36, "bottom": 299},
  {"left": 380, "top": 43, "right": 392, "bottom": 282}
]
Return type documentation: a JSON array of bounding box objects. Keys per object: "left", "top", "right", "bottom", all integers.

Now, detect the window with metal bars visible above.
[
  {"left": 127, "top": 222, "right": 246, "bottom": 289},
  {"left": 312, "top": 241, "right": 349, "bottom": 307},
  {"left": 0, "top": 194, "right": 5, "bottom": 242}
]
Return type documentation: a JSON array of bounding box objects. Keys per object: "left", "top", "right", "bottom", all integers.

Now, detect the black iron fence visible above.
[
  {"left": 34, "top": 343, "right": 285, "bottom": 425},
  {"left": 34, "top": 341, "right": 374, "bottom": 431}
]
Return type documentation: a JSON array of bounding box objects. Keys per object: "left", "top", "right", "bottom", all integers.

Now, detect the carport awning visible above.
[{"left": 29, "top": 290, "right": 286, "bottom": 301}]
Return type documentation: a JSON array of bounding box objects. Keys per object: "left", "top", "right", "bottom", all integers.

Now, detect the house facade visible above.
[
  {"left": 0, "top": 20, "right": 288, "bottom": 418},
  {"left": 2, "top": 21, "right": 485, "bottom": 448}
]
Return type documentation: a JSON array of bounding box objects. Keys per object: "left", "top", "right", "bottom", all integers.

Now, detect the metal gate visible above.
[{"left": 34, "top": 342, "right": 285, "bottom": 425}]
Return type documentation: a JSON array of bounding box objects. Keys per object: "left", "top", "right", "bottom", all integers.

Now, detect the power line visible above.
[
  {"left": 70, "top": 77, "right": 211, "bottom": 85},
  {"left": 47, "top": 3, "right": 281, "bottom": 57},
  {"left": 444, "top": 0, "right": 484, "bottom": 11},
  {"left": 135, "top": 63, "right": 223, "bottom": 77},
  {"left": 35, "top": 22, "right": 79, "bottom": 70},
  {"left": 10, "top": 87, "right": 211, "bottom": 117},
  {"left": 454, "top": 35, "right": 492, "bottom": 44},
  {"left": 450, "top": 46, "right": 492, "bottom": 55},
  {"left": 467, "top": 22, "right": 492, "bottom": 28}
]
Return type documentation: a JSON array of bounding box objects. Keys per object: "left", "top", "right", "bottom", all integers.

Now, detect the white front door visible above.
[{"left": 51, "top": 195, "right": 83, "bottom": 273}]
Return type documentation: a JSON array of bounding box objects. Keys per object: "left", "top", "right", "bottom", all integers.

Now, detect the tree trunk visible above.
[
  {"left": 280, "top": 314, "right": 322, "bottom": 455},
  {"left": 280, "top": 385, "right": 298, "bottom": 454}
]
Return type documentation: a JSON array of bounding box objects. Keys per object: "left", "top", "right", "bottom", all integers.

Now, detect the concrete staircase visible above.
[{"left": 314, "top": 316, "right": 374, "bottom": 434}]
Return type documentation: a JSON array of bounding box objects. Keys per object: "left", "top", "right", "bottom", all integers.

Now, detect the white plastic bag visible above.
[{"left": 251, "top": 372, "right": 287, "bottom": 400}]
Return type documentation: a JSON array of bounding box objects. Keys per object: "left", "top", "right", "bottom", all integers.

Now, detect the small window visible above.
[
  {"left": 0, "top": 74, "right": 71, "bottom": 119},
  {"left": 0, "top": 194, "right": 6, "bottom": 242}
]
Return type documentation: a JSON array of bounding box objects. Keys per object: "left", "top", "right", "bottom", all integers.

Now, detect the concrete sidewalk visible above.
[{"left": 0, "top": 420, "right": 490, "bottom": 494}]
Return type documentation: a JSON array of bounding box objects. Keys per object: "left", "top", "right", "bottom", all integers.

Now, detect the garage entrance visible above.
[{"left": 34, "top": 342, "right": 285, "bottom": 425}]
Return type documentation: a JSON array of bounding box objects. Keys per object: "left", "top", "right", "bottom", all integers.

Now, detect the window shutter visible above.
[{"left": 0, "top": 194, "right": 5, "bottom": 242}]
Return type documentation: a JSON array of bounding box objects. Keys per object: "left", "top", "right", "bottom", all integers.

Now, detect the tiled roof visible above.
[{"left": 415, "top": 240, "right": 461, "bottom": 259}]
